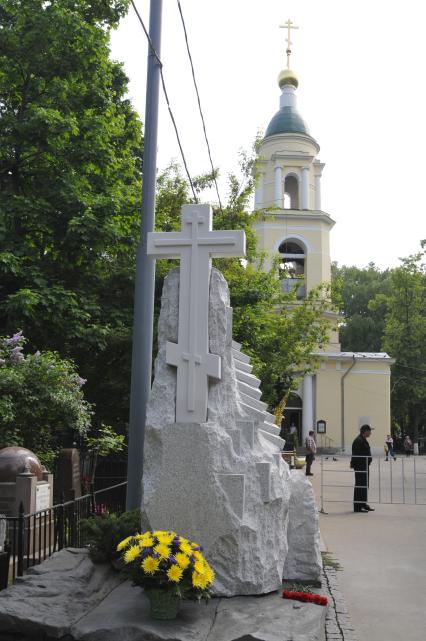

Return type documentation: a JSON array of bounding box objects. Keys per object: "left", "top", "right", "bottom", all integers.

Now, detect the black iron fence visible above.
[{"left": 0, "top": 481, "right": 127, "bottom": 589}]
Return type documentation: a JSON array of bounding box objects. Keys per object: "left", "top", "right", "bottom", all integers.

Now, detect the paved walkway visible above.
[{"left": 310, "top": 456, "right": 426, "bottom": 641}]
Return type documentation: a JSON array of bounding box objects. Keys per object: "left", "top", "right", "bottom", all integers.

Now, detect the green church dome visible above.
[{"left": 264, "top": 106, "right": 310, "bottom": 138}]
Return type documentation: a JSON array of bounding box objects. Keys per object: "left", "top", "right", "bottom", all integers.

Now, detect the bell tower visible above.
[{"left": 253, "top": 20, "right": 335, "bottom": 301}]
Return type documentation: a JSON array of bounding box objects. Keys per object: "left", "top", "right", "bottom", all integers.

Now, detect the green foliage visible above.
[
  {"left": 0, "top": 0, "right": 142, "bottom": 433},
  {"left": 331, "top": 262, "right": 391, "bottom": 351},
  {"left": 81, "top": 508, "right": 141, "bottom": 563},
  {"left": 227, "top": 262, "right": 330, "bottom": 409},
  {"left": 85, "top": 424, "right": 125, "bottom": 457},
  {"left": 372, "top": 245, "right": 426, "bottom": 435},
  {"left": 0, "top": 331, "right": 92, "bottom": 466},
  {"left": 332, "top": 244, "right": 426, "bottom": 437}
]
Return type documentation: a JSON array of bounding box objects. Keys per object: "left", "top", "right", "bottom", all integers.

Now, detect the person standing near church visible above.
[
  {"left": 385, "top": 434, "right": 396, "bottom": 461},
  {"left": 305, "top": 430, "right": 316, "bottom": 476},
  {"left": 350, "top": 424, "right": 375, "bottom": 512}
]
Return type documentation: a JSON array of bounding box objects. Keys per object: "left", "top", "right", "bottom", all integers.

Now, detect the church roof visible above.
[{"left": 264, "top": 105, "right": 310, "bottom": 138}]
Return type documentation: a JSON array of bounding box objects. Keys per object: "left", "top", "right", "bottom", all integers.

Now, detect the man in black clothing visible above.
[{"left": 350, "top": 424, "right": 375, "bottom": 513}]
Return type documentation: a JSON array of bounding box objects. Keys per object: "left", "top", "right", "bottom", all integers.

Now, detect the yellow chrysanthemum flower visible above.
[
  {"left": 175, "top": 552, "right": 190, "bottom": 569},
  {"left": 192, "top": 571, "right": 208, "bottom": 589},
  {"left": 138, "top": 535, "right": 154, "bottom": 548},
  {"left": 179, "top": 541, "right": 193, "bottom": 556},
  {"left": 142, "top": 556, "right": 160, "bottom": 575},
  {"left": 154, "top": 543, "right": 171, "bottom": 560},
  {"left": 204, "top": 565, "right": 215, "bottom": 585},
  {"left": 194, "top": 560, "right": 206, "bottom": 575},
  {"left": 116, "top": 535, "right": 133, "bottom": 552},
  {"left": 123, "top": 545, "right": 141, "bottom": 564},
  {"left": 167, "top": 565, "right": 183, "bottom": 583},
  {"left": 156, "top": 532, "right": 175, "bottom": 545},
  {"left": 193, "top": 550, "right": 203, "bottom": 561}
]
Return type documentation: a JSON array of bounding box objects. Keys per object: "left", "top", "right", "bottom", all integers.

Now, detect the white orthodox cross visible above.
[
  {"left": 147, "top": 204, "right": 246, "bottom": 423},
  {"left": 279, "top": 19, "right": 298, "bottom": 68}
]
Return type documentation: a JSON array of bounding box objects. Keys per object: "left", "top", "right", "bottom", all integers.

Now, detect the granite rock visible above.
[
  {"left": 0, "top": 548, "right": 123, "bottom": 639},
  {"left": 141, "top": 268, "right": 291, "bottom": 596},
  {"left": 283, "top": 471, "right": 323, "bottom": 584}
]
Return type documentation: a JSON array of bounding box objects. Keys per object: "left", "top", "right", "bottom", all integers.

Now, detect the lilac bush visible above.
[{"left": 0, "top": 332, "right": 93, "bottom": 467}]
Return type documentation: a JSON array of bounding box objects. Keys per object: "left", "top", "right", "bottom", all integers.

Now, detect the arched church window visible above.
[
  {"left": 284, "top": 175, "right": 299, "bottom": 209},
  {"left": 278, "top": 239, "right": 306, "bottom": 299}
]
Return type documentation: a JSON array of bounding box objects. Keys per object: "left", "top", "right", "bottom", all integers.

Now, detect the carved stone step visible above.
[
  {"left": 231, "top": 348, "right": 251, "bottom": 364},
  {"left": 235, "top": 367, "right": 261, "bottom": 388},
  {"left": 237, "top": 380, "right": 262, "bottom": 400},
  {"left": 262, "top": 421, "right": 281, "bottom": 436},
  {"left": 258, "top": 429, "right": 285, "bottom": 450},
  {"left": 233, "top": 359, "right": 253, "bottom": 374},
  {"left": 239, "top": 391, "right": 268, "bottom": 412},
  {"left": 239, "top": 402, "right": 266, "bottom": 425},
  {"left": 265, "top": 412, "right": 277, "bottom": 425}
]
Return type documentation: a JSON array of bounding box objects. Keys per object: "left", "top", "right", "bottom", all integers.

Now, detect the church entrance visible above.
[{"left": 281, "top": 393, "right": 302, "bottom": 449}]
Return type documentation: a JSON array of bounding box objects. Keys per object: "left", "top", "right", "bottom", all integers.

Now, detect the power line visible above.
[
  {"left": 129, "top": 0, "right": 198, "bottom": 202},
  {"left": 176, "top": 0, "right": 224, "bottom": 214}
]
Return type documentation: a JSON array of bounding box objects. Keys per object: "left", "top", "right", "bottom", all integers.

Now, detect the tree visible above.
[
  {"left": 0, "top": 331, "right": 92, "bottom": 466},
  {"left": 331, "top": 262, "right": 391, "bottom": 351},
  {"left": 0, "top": 0, "right": 142, "bottom": 431},
  {"left": 371, "top": 245, "right": 426, "bottom": 438}
]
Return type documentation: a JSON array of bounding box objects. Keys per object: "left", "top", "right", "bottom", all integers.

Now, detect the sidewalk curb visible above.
[{"left": 322, "top": 564, "right": 357, "bottom": 641}]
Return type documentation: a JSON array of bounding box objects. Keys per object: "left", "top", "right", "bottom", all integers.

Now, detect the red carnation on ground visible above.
[{"left": 282, "top": 590, "right": 328, "bottom": 606}]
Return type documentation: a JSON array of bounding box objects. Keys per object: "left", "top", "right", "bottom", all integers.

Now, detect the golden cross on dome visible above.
[{"left": 279, "top": 19, "right": 299, "bottom": 68}]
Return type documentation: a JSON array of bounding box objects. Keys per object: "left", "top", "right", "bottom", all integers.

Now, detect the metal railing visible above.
[
  {"left": 319, "top": 455, "right": 426, "bottom": 513},
  {"left": 0, "top": 481, "right": 127, "bottom": 589}
]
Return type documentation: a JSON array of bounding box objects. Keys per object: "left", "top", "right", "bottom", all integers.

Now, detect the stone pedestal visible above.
[{"left": 56, "top": 448, "right": 81, "bottom": 500}]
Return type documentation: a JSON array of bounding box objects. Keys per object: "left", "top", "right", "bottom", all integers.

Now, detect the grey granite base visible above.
[{"left": 0, "top": 549, "right": 327, "bottom": 641}]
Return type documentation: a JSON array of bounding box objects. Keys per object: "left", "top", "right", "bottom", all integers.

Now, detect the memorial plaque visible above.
[{"left": 36, "top": 483, "right": 50, "bottom": 512}]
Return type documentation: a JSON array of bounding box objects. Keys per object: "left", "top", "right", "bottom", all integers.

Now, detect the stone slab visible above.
[
  {"left": 0, "top": 551, "right": 326, "bottom": 641},
  {"left": 73, "top": 579, "right": 326, "bottom": 641},
  {"left": 0, "top": 548, "right": 124, "bottom": 639}
]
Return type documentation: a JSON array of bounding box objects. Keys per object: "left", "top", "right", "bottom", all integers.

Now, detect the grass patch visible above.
[{"left": 321, "top": 552, "right": 342, "bottom": 571}]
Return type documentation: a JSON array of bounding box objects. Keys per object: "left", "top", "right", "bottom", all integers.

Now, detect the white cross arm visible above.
[
  {"left": 147, "top": 232, "right": 185, "bottom": 258},
  {"left": 208, "top": 230, "right": 246, "bottom": 258}
]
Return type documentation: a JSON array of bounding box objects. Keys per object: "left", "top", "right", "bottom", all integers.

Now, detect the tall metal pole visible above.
[{"left": 126, "top": 0, "right": 163, "bottom": 510}]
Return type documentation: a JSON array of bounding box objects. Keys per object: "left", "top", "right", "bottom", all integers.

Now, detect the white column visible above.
[
  {"left": 302, "top": 374, "right": 314, "bottom": 442},
  {"left": 301, "top": 166, "right": 309, "bottom": 209},
  {"left": 254, "top": 173, "right": 264, "bottom": 210},
  {"left": 274, "top": 166, "right": 283, "bottom": 208},
  {"left": 315, "top": 174, "right": 322, "bottom": 210}
]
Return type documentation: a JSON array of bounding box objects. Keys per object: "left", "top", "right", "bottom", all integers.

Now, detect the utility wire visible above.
[
  {"left": 129, "top": 0, "right": 198, "bottom": 202},
  {"left": 176, "top": 0, "right": 224, "bottom": 214}
]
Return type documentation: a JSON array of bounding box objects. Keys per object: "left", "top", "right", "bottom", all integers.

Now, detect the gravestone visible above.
[
  {"left": 141, "top": 204, "right": 292, "bottom": 597},
  {"left": 56, "top": 448, "right": 81, "bottom": 500},
  {"left": 0, "top": 447, "right": 53, "bottom": 517},
  {"left": 0, "top": 447, "right": 54, "bottom": 560}
]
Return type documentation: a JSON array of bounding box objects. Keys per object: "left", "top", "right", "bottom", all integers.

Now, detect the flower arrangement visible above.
[
  {"left": 116, "top": 530, "right": 215, "bottom": 601},
  {"left": 282, "top": 589, "right": 328, "bottom": 606}
]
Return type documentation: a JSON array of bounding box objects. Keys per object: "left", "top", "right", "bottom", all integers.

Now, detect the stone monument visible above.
[
  {"left": 142, "top": 204, "right": 295, "bottom": 597},
  {"left": 56, "top": 447, "right": 81, "bottom": 501},
  {"left": 0, "top": 447, "right": 53, "bottom": 517}
]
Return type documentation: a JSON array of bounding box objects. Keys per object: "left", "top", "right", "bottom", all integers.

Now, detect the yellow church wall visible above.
[
  {"left": 256, "top": 134, "right": 320, "bottom": 210},
  {"left": 315, "top": 359, "right": 392, "bottom": 454},
  {"left": 252, "top": 215, "right": 333, "bottom": 291}
]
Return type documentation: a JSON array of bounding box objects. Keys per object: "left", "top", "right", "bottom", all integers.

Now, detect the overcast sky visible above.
[{"left": 111, "top": 0, "right": 425, "bottom": 269}]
